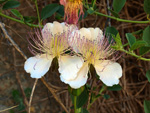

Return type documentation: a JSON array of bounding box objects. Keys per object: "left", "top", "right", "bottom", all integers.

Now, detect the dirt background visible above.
[{"left": 0, "top": 0, "right": 150, "bottom": 113}]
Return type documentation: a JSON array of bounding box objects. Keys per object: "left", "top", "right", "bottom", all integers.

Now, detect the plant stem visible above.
[
  {"left": 0, "top": 12, "right": 42, "bottom": 27},
  {"left": 83, "top": 4, "right": 150, "bottom": 24},
  {"left": 35, "top": 0, "right": 41, "bottom": 25},
  {"left": 119, "top": 49, "right": 150, "bottom": 61},
  {"left": 74, "top": 96, "right": 77, "bottom": 113},
  {"left": 94, "top": 11, "right": 150, "bottom": 24},
  {"left": 92, "top": 0, "right": 96, "bottom": 8}
]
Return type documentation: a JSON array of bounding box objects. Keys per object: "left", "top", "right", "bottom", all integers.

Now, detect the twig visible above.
[
  {"left": 0, "top": 22, "right": 27, "bottom": 60},
  {"left": 12, "top": 48, "right": 29, "bottom": 112},
  {"left": 40, "top": 77, "right": 69, "bottom": 113},
  {"left": 0, "top": 105, "right": 19, "bottom": 113},
  {"left": 28, "top": 79, "right": 38, "bottom": 113}
]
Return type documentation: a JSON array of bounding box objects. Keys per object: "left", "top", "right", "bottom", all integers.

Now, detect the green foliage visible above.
[
  {"left": 11, "top": 9, "right": 22, "bottom": 18},
  {"left": 70, "top": 88, "right": 89, "bottom": 110},
  {"left": 105, "top": 26, "right": 118, "bottom": 43},
  {"left": 103, "top": 94, "right": 110, "bottom": 99},
  {"left": 41, "top": 3, "right": 60, "bottom": 20},
  {"left": 11, "top": 88, "right": 31, "bottom": 112},
  {"left": 146, "top": 70, "right": 150, "bottom": 83},
  {"left": 57, "top": 5, "right": 64, "bottom": 17},
  {"left": 144, "top": 0, "right": 150, "bottom": 14},
  {"left": 126, "top": 33, "right": 136, "bottom": 47},
  {"left": 139, "top": 47, "right": 150, "bottom": 55},
  {"left": 106, "top": 26, "right": 118, "bottom": 37},
  {"left": 23, "top": 16, "right": 37, "bottom": 23},
  {"left": 108, "top": 8, "right": 119, "bottom": 18},
  {"left": 113, "top": 33, "right": 123, "bottom": 47},
  {"left": 81, "top": 108, "right": 89, "bottom": 113},
  {"left": 107, "top": 84, "right": 122, "bottom": 91},
  {"left": 0, "top": 0, "right": 8, "bottom": 4},
  {"left": 24, "top": 88, "right": 32, "bottom": 98},
  {"left": 113, "top": 0, "right": 126, "bottom": 13},
  {"left": 130, "top": 41, "right": 146, "bottom": 51},
  {"left": 87, "top": 7, "right": 94, "bottom": 14},
  {"left": 144, "top": 100, "right": 150, "bottom": 113},
  {"left": 143, "top": 26, "right": 150, "bottom": 46},
  {"left": 76, "top": 88, "right": 89, "bottom": 108},
  {"left": 12, "top": 90, "right": 25, "bottom": 111},
  {"left": 3, "top": 0, "right": 20, "bottom": 10},
  {"left": 68, "top": 86, "right": 85, "bottom": 96}
]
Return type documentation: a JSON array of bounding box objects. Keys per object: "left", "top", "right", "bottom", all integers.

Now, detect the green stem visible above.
[
  {"left": 35, "top": 0, "right": 41, "bottom": 25},
  {"left": 74, "top": 96, "right": 77, "bottom": 113},
  {"left": 0, "top": 12, "right": 42, "bottom": 27},
  {"left": 119, "top": 49, "right": 150, "bottom": 61},
  {"left": 84, "top": 4, "right": 150, "bottom": 24},
  {"left": 87, "top": 85, "right": 106, "bottom": 110},
  {"left": 92, "top": 0, "right": 96, "bottom": 8},
  {"left": 94, "top": 11, "right": 150, "bottom": 24}
]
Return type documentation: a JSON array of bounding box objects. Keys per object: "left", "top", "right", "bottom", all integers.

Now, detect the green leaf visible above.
[
  {"left": 113, "top": 0, "right": 126, "bottom": 13},
  {"left": 113, "top": 33, "right": 122, "bottom": 46},
  {"left": 81, "top": 108, "right": 89, "bottom": 113},
  {"left": 106, "top": 26, "right": 118, "bottom": 36},
  {"left": 143, "top": 26, "right": 150, "bottom": 46},
  {"left": 132, "top": 29, "right": 143, "bottom": 35},
  {"left": 41, "top": 3, "right": 60, "bottom": 20},
  {"left": 12, "top": 90, "right": 21, "bottom": 103},
  {"left": 23, "top": 16, "right": 37, "bottom": 23},
  {"left": 68, "top": 86, "right": 85, "bottom": 96},
  {"left": 11, "top": 9, "right": 22, "bottom": 18},
  {"left": 18, "top": 100, "right": 25, "bottom": 111},
  {"left": 108, "top": 8, "right": 119, "bottom": 18},
  {"left": 24, "top": 88, "right": 32, "bottom": 98},
  {"left": 144, "top": 0, "right": 150, "bottom": 14},
  {"left": 57, "top": 5, "right": 64, "bottom": 17},
  {"left": 87, "top": 7, "right": 94, "bottom": 14},
  {"left": 139, "top": 46, "right": 150, "bottom": 55},
  {"left": 103, "top": 94, "right": 110, "bottom": 99},
  {"left": 105, "top": 26, "right": 118, "bottom": 42},
  {"left": 144, "top": 100, "right": 150, "bottom": 113},
  {"left": 126, "top": 33, "right": 136, "bottom": 47},
  {"left": 130, "top": 40, "right": 146, "bottom": 51},
  {"left": 76, "top": 88, "right": 89, "bottom": 108},
  {"left": 0, "top": 0, "right": 8, "bottom": 4},
  {"left": 107, "top": 84, "right": 122, "bottom": 91},
  {"left": 3, "top": 0, "right": 20, "bottom": 10},
  {"left": 146, "top": 70, "right": 150, "bottom": 83}
]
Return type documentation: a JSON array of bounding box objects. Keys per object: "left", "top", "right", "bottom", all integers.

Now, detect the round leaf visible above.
[
  {"left": 144, "top": 0, "right": 150, "bottom": 14},
  {"left": 126, "top": 33, "right": 136, "bottom": 47},
  {"left": 143, "top": 26, "right": 150, "bottom": 46},
  {"left": 107, "top": 84, "right": 122, "bottom": 91},
  {"left": 144, "top": 100, "right": 150, "bottom": 113},
  {"left": 146, "top": 70, "right": 150, "bottom": 83},
  {"left": 41, "top": 3, "right": 60, "bottom": 20},
  {"left": 11, "top": 9, "right": 22, "bottom": 18},
  {"left": 3, "top": 0, "right": 20, "bottom": 10},
  {"left": 113, "top": 0, "right": 126, "bottom": 13}
]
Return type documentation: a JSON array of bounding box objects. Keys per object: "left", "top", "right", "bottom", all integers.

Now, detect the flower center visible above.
[{"left": 43, "top": 33, "right": 69, "bottom": 57}]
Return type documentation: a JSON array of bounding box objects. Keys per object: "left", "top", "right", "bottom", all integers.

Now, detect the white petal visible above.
[
  {"left": 58, "top": 55, "right": 84, "bottom": 81},
  {"left": 88, "top": 27, "right": 103, "bottom": 40},
  {"left": 42, "top": 23, "right": 53, "bottom": 33},
  {"left": 94, "top": 60, "right": 122, "bottom": 86},
  {"left": 60, "top": 62, "right": 89, "bottom": 89},
  {"left": 52, "top": 21, "right": 63, "bottom": 35},
  {"left": 24, "top": 54, "right": 53, "bottom": 78},
  {"left": 80, "top": 28, "right": 92, "bottom": 40}
]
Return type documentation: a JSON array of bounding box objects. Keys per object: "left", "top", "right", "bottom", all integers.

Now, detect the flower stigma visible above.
[{"left": 60, "top": 0, "right": 84, "bottom": 24}]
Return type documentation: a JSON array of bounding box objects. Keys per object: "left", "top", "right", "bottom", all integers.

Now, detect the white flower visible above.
[
  {"left": 59, "top": 27, "right": 122, "bottom": 88},
  {"left": 24, "top": 21, "right": 81, "bottom": 78}
]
